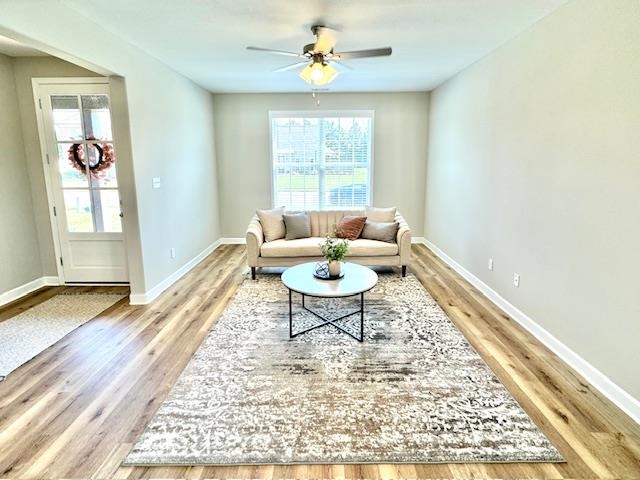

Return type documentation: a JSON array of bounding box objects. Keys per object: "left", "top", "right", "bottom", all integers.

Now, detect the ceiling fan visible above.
[{"left": 246, "top": 25, "right": 392, "bottom": 86}]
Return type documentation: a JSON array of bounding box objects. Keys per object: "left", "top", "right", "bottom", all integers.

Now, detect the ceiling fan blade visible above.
[
  {"left": 334, "top": 47, "right": 392, "bottom": 60},
  {"left": 330, "top": 60, "right": 352, "bottom": 72},
  {"left": 272, "top": 61, "right": 310, "bottom": 73},
  {"left": 246, "top": 46, "right": 303, "bottom": 58}
]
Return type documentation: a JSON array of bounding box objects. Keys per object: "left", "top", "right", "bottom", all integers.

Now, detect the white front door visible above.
[{"left": 38, "top": 83, "right": 128, "bottom": 283}]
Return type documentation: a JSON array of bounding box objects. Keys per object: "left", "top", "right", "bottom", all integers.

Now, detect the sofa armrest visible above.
[
  {"left": 246, "top": 215, "right": 263, "bottom": 267},
  {"left": 395, "top": 212, "right": 412, "bottom": 266}
]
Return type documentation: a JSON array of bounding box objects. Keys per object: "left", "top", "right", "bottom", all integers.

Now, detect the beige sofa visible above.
[{"left": 246, "top": 210, "right": 411, "bottom": 279}]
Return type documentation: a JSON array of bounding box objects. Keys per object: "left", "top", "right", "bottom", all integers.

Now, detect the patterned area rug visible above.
[
  {"left": 125, "top": 273, "right": 563, "bottom": 465},
  {"left": 0, "top": 293, "right": 125, "bottom": 381}
]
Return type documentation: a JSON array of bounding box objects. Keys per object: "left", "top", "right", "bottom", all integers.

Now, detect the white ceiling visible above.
[
  {"left": 0, "top": 34, "right": 47, "bottom": 57},
  {"left": 61, "top": 0, "right": 567, "bottom": 93}
]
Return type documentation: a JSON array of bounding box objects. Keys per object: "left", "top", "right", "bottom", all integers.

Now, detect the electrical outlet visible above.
[
  {"left": 513, "top": 273, "right": 520, "bottom": 288},
  {"left": 488, "top": 258, "right": 494, "bottom": 271},
  {"left": 170, "top": 247, "right": 176, "bottom": 259},
  {"left": 152, "top": 177, "right": 161, "bottom": 189}
]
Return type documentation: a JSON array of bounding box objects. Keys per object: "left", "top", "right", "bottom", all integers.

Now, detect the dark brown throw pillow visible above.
[{"left": 336, "top": 216, "right": 367, "bottom": 240}]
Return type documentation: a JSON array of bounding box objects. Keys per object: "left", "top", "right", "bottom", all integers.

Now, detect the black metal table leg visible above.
[{"left": 290, "top": 293, "right": 367, "bottom": 342}]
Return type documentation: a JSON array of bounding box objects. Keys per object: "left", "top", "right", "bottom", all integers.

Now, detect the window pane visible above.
[
  {"left": 272, "top": 113, "right": 372, "bottom": 210},
  {"left": 51, "top": 96, "right": 83, "bottom": 141},
  {"left": 81, "top": 95, "right": 112, "bottom": 140},
  {"left": 274, "top": 173, "right": 319, "bottom": 210},
  {"left": 63, "top": 190, "right": 93, "bottom": 232},
  {"left": 97, "top": 190, "right": 122, "bottom": 232},
  {"left": 57, "top": 143, "right": 88, "bottom": 187},
  {"left": 87, "top": 142, "right": 118, "bottom": 188}
]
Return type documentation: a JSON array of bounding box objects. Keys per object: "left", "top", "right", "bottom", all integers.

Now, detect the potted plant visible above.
[{"left": 320, "top": 232, "right": 349, "bottom": 277}]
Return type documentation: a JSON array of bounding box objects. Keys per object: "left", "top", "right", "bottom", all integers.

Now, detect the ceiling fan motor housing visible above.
[{"left": 303, "top": 43, "right": 315, "bottom": 56}]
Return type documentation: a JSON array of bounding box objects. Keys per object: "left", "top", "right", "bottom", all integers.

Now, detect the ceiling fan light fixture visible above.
[
  {"left": 299, "top": 61, "right": 338, "bottom": 86},
  {"left": 310, "top": 62, "right": 325, "bottom": 82},
  {"left": 298, "top": 64, "right": 314, "bottom": 84},
  {"left": 322, "top": 63, "right": 338, "bottom": 84}
]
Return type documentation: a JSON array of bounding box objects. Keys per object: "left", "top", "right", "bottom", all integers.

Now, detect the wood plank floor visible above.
[{"left": 0, "top": 244, "right": 638, "bottom": 479}]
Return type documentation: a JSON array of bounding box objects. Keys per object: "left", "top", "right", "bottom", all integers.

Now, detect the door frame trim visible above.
[{"left": 32, "top": 77, "right": 112, "bottom": 284}]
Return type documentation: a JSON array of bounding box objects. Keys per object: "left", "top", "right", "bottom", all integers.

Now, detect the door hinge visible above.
[
  {"left": 38, "top": 98, "right": 42, "bottom": 109},
  {"left": 53, "top": 206, "right": 57, "bottom": 216},
  {"left": 46, "top": 153, "right": 50, "bottom": 164},
  {"left": 60, "top": 257, "right": 64, "bottom": 266}
]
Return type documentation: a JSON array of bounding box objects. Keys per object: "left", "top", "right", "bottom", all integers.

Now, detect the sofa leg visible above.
[
  {"left": 251, "top": 267, "right": 256, "bottom": 280},
  {"left": 402, "top": 265, "right": 407, "bottom": 277}
]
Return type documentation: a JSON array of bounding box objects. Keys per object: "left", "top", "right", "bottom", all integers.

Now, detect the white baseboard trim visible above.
[
  {"left": 0, "top": 276, "right": 60, "bottom": 307},
  {"left": 422, "top": 238, "right": 640, "bottom": 425},
  {"left": 221, "top": 238, "right": 245, "bottom": 244},
  {"left": 411, "top": 236, "right": 426, "bottom": 244},
  {"left": 129, "top": 239, "right": 223, "bottom": 305}
]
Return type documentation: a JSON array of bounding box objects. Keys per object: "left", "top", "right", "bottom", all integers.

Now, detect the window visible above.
[{"left": 270, "top": 111, "right": 373, "bottom": 210}]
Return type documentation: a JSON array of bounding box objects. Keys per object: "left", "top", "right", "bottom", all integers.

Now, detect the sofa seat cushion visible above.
[
  {"left": 260, "top": 237, "right": 398, "bottom": 258},
  {"left": 347, "top": 239, "right": 398, "bottom": 256},
  {"left": 261, "top": 237, "right": 324, "bottom": 258}
]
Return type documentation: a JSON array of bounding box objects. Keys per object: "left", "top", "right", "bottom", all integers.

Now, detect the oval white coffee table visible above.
[{"left": 281, "top": 262, "right": 378, "bottom": 342}]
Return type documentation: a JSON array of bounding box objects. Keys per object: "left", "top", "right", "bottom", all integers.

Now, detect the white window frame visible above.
[{"left": 269, "top": 110, "right": 375, "bottom": 210}]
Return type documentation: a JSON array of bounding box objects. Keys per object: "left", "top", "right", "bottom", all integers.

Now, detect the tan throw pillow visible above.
[
  {"left": 365, "top": 206, "right": 397, "bottom": 223},
  {"left": 361, "top": 220, "right": 399, "bottom": 243},
  {"left": 256, "top": 207, "right": 285, "bottom": 242},
  {"left": 336, "top": 216, "right": 367, "bottom": 240},
  {"left": 283, "top": 213, "right": 311, "bottom": 240}
]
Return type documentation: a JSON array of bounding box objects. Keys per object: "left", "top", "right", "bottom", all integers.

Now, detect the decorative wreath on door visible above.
[{"left": 67, "top": 137, "right": 115, "bottom": 178}]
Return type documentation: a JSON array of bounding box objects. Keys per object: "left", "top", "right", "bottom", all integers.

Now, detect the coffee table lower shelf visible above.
[{"left": 288, "top": 290, "right": 365, "bottom": 342}]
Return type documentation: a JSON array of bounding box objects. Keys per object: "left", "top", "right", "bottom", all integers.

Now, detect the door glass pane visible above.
[
  {"left": 51, "top": 96, "right": 83, "bottom": 141},
  {"left": 87, "top": 142, "right": 118, "bottom": 188},
  {"left": 82, "top": 95, "right": 112, "bottom": 140},
  {"left": 57, "top": 143, "right": 88, "bottom": 187},
  {"left": 63, "top": 190, "right": 94, "bottom": 232},
  {"left": 98, "top": 190, "right": 122, "bottom": 232}
]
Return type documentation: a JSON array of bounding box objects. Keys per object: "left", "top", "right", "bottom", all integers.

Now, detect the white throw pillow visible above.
[
  {"left": 365, "top": 206, "right": 397, "bottom": 223},
  {"left": 257, "top": 207, "right": 286, "bottom": 242}
]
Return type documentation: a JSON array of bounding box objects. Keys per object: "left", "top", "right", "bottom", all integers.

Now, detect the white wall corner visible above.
[
  {"left": 422, "top": 238, "right": 640, "bottom": 425},
  {"left": 0, "top": 276, "right": 61, "bottom": 307},
  {"left": 129, "top": 239, "right": 223, "bottom": 305}
]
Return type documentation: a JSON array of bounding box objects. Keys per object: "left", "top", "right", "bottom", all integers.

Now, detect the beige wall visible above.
[
  {"left": 11, "top": 56, "right": 100, "bottom": 277},
  {"left": 213, "top": 92, "right": 429, "bottom": 237},
  {"left": 1, "top": 2, "right": 221, "bottom": 297},
  {"left": 425, "top": 0, "right": 640, "bottom": 400},
  {"left": 0, "top": 53, "right": 42, "bottom": 293}
]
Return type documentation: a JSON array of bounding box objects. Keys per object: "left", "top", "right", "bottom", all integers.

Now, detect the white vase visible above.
[{"left": 328, "top": 260, "right": 341, "bottom": 277}]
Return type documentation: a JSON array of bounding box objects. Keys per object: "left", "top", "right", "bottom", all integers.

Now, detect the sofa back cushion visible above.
[{"left": 309, "top": 210, "right": 364, "bottom": 237}]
